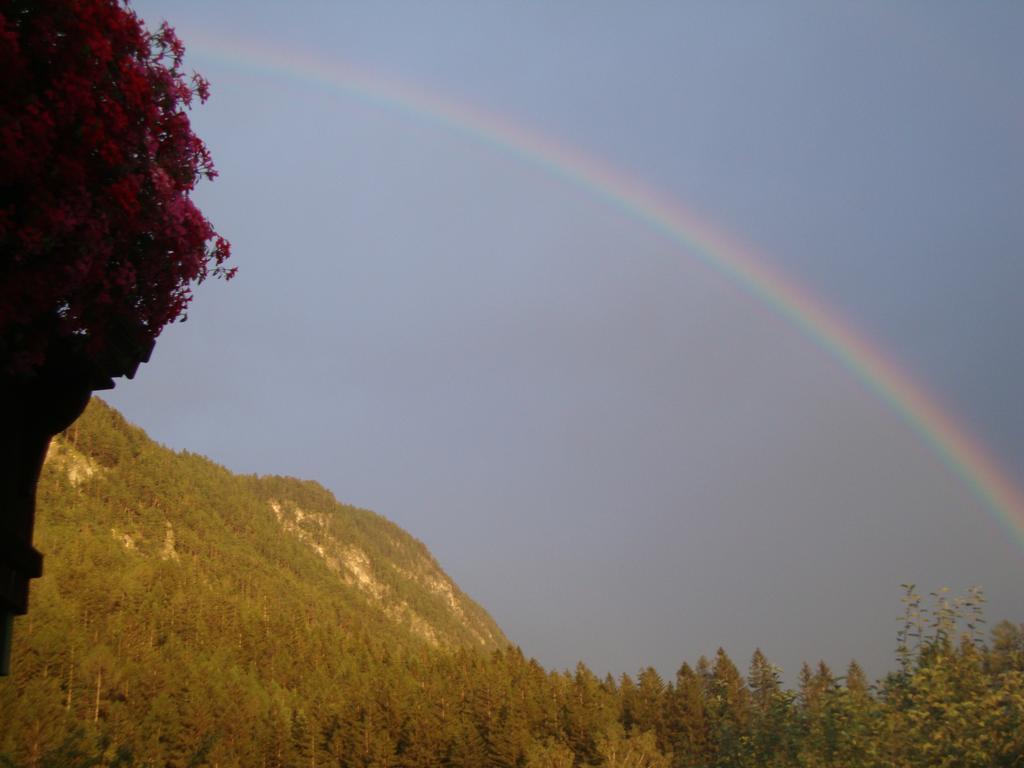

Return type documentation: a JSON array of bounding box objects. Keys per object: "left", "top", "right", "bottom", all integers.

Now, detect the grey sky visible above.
[{"left": 107, "top": 1, "right": 1024, "bottom": 684}]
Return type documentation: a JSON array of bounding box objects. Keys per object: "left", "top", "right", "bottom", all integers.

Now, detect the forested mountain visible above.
[
  {"left": 1, "top": 400, "right": 1022, "bottom": 767},
  {"left": 40, "top": 398, "right": 505, "bottom": 653}
]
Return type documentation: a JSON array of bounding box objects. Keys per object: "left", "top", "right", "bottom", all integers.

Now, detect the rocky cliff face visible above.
[{"left": 264, "top": 495, "right": 503, "bottom": 649}]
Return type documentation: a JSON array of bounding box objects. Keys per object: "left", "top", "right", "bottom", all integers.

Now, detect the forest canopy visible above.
[{"left": 1, "top": 400, "right": 1021, "bottom": 767}]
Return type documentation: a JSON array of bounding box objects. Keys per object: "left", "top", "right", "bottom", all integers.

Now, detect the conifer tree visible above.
[
  {"left": 747, "top": 648, "right": 793, "bottom": 766},
  {"left": 708, "top": 649, "right": 750, "bottom": 768},
  {"left": 633, "top": 667, "right": 666, "bottom": 745},
  {"left": 619, "top": 672, "right": 637, "bottom": 732},
  {"left": 663, "top": 662, "right": 711, "bottom": 768},
  {"left": 989, "top": 620, "right": 1024, "bottom": 673}
]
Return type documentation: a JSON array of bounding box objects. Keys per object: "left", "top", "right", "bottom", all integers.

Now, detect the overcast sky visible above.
[{"left": 107, "top": 1, "right": 1024, "bottom": 684}]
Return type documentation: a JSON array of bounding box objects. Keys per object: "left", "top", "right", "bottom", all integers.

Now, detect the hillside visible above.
[
  {"left": 34, "top": 398, "right": 506, "bottom": 654},
  {"left": 2, "top": 400, "right": 1022, "bottom": 767},
  {"left": 0, "top": 399, "right": 519, "bottom": 764}
]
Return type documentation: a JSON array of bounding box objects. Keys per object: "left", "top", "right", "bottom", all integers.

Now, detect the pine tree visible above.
[
  {"left": 827, "top": 660, "right": 876, "bottom": 767},
  {"left": 746, "top": 649, "right": 793, "bottom": 766},
  {"left": 708, "top": 649, "right": 750, "bottom": 768},
  {"left": 619, "top": 673, "right": 637, "bottom": 733},
  {"left": 633, "top": 667, "right": 666, "bottom": 748},
  {"left": 988, "top": 620, "right": 1024, "bottom": 673},
  {"left": 663, "top": 662, "right": 711, "bottom": 768}
]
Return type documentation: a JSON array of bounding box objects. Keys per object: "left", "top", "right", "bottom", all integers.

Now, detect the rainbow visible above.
[{"left": 191, "top": 36, "right": 1024, "bottom": 549}]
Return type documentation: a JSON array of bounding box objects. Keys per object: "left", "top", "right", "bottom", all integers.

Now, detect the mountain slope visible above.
[
  {"left": 0, "top": 398, "right": 516, "bottom": 764},
  {"left": 36, "top": 397, "right": 505, "bottom": 653}
]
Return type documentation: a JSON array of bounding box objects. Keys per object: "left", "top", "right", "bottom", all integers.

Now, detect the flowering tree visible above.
[
  {"left": 0, "top": 0, "right": 231, "bottom": 669},
  {"left": 1, "top": 0, "right": 233, "bottom": 377}
]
